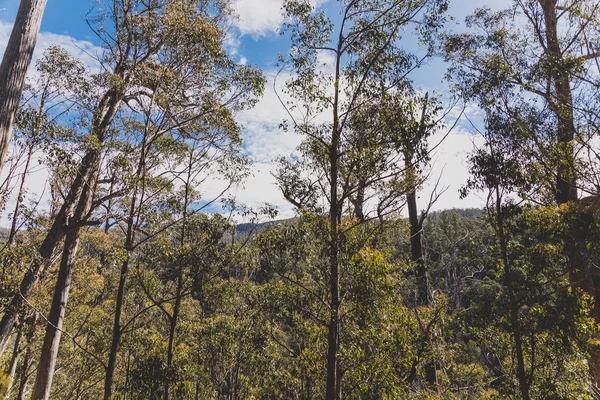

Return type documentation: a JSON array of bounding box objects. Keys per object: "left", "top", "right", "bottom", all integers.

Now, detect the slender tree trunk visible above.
[
  {"left": 323, "top": 26, "right": 345, "bottom": 400},
  {"left": 103, "top": 257, "right": 128, "bottom": 400},
  {"left": 104, "top": 126, "right": 149, "bottom": 400},
  {"left": 405, "top": 162, "right": 437, "bottom": 386},
  {"left": 7, "top": 147, "right": 33, "bottom": 246},
  {"left": 4, "top": 322, "right": 23, "bottom": 399},
  {"left": 406, "top": 182, "right": 428, "bottom": 306},
  {"left": 325, "top": 120, "right": 341, "bottom": 400},
  {"left": 16, "top": 313, "right": 36, "bottom": 400},
  {"left": 0, "top": 0, "right": 47, "bottom": 176},
  {"left": 164, "top": 148, "right": 194, "bottom": 400},
  {"left": 31, "top": 229, "right": 81, "bottom": 400},
  {"left": 164, "top": 274, "right": 183, "bottom": 400},
  {"left": 494, "top": 189, "right": 530, "bottom": 400},
  {"left": 167, "top": 279, "right": 183, "bottom": 367}
]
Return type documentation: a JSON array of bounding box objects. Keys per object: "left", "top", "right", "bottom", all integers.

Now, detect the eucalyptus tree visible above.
[
  {"left": 277, "top": 0, "right": 448, "bottom": 397},
  {"left": 0, "top": 0, "right": 48, "bottom": 176},
  {"left": 12, "top": 0, "right": 263, "bottom": 398},
  {"left": 0, "top": 46, "right": 91, "bottom": 358},
  {"left": 103, "top": 122, "right": 252, "bottom": 400},
  {"left": 444, "top": 0, "right": 600, "bottom": 392},
  {"left": 2, "top": 46, "right": 82, "bottom": 248}
]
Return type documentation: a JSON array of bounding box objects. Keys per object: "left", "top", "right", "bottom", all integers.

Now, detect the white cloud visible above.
[
  {"left": 0, "top": 21, "right": 102, "bottom": 73},
  {"left": 0, "top": 25, "right": 104, "bottom": 228},
  {"left": 421, "top": 127, "right": 486, "bottom": 213},
  {"left": 230, "top": 68, "right": 487, "bottom": 220},
  {"left": 232, "top": 0, "right": 328, "bottom": 37},
  {"left": 316, "top": 49, "right": 335, "bottom": 68},
  {"left": 233, "top": 0, "right": 285, "bottom": 37},
  {"left": 0, "top": 149, "right": 50, "bottom": 228}
]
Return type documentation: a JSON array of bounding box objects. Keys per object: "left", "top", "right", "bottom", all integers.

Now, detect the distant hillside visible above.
[
  {"left": 234, "top": 209, "right": 485, "bottom": 237},
  {"left": 235, "top": 217, "right": 296, "bottom": 237},
  {"left": 428, "top": 208, "right": 484, "bottom": 220}
]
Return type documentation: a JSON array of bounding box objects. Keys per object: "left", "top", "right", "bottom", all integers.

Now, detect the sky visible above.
[{"left": 0, "top": 0, "right": 513, "bottom": 226}]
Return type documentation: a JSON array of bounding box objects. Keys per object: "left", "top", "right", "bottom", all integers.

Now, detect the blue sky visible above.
[{"left": 0, "top": 0, "right": 512, "bottom": 225}]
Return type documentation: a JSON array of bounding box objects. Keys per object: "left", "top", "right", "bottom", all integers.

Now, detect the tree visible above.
[
  {"left": 445, "top": 0, "right": 600, "bottom": 393},
  {"left": 277, "top": 0, "right": 448, "bottom": 396},
  {"left": 0, "top": 0, "right": 48, "bottom": 176},
  {"left": 27, "top": 0, "right": 262, "bottom": 397},
  {"left": 0, "top": 46, "right": 89, "bottom": 358}
]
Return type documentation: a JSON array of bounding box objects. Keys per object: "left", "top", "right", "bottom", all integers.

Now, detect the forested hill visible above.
[{"left": 235, "top": 208, "right": 484, "bottom": 236}]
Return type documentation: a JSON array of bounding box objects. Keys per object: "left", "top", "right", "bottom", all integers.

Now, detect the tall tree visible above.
[
  {"left": 445, "top": 0, "right": 600, "bottom": 393},
  {"left": 277, "top": 0, "right": 447, "bottom": 397},
  {"left": 0, "top": 46, "right": 89, "bottom": 357},
  {"left": 24, "top": 0, "right": 263, "bottom": 398},
  {"left": 0, "top": 0, "right": 47, "bottom": 176}
]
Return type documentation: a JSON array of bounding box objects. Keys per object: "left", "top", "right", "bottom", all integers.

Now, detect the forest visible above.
[{"left": 0, "top": 0, "right": 599, "bottom": 398}]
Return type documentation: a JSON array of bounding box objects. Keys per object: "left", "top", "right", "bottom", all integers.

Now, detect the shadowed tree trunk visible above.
[
  {"left": 538, "top": 0, "right": 600, "bottom": 394},
  {"left": 0, "top": 0, "right": 47, "bottom": 175}
]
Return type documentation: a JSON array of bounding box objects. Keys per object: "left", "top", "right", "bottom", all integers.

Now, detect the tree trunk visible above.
[
  {"left": 164, "top": 274, "right": 183, "bottom": 400},
  {"left": 406, "top": 175, "right": 437, "bottom": 386},
  {"left": 0, "top": 0, "right": 47, "bottom": 176},
  {"left": 0, "top": 149, "right": 97, "bottom": 356},
  {"left": 7, "top": 146, "right": 33, "bottom": 245},
  {"left": 407, "top": 184, "right": 428, "bottom": 307},
  {"left": 16, "top": 313, "right": 36, "bottom": 400},
  {"left": 32, "top": 128, "right": 102, "bottom": 399},
  {"left": 104, "top": 127, "right": 148, "bottom": 400},
  {"left": 103, "top": 256, "right": 129, "bottom": 400},
  {"left": 30, "top": 229, "right": 81, "bottom": 400},
  {"left": 4, "top": 322, "right": 23, "bottom": 399},
  {"left": 325, "top": 124, "right": 341, "bottom": 400},
  {"left": 495, "top": 190, "right": 530, "bottom": 400}
]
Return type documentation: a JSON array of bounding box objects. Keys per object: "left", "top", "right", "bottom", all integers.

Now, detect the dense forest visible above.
[{"left": 0, "top": 0, "right": 599, "bottom": 399}]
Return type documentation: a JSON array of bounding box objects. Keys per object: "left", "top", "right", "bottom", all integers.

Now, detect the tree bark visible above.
[
  {"left": 405, "top": 170, "right": 437, "bottom": 386},
  {"left": 103, "top": 257, "right": 128, "bottom": 400},
  {"left": 0, "top": 0, "right": 47, "bottom": 176},
  {"left": 406, "top": 183, "right": 428, "bottom": 307},
  {"left": 31, "top": 229, "right": 81, "bottom": 400},
  {"left": 4, "top": 321, "right": 23, "bottom": 399},
  {"left": 31, "top": 98, "right": 107, "bottom": 397},
  {"left": 16, "top": 313, "right": 36, "bottom": 400},
  {"left": 104, "top": 125, "right": 148, "bottom": 400},
  {"left": 325, "top": 102, "right": 341, "bottom": 400}
]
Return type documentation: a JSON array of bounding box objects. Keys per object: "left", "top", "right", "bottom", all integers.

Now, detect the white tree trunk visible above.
[{"left": 0, "top": 0, "right": 47, "bottom": 175}]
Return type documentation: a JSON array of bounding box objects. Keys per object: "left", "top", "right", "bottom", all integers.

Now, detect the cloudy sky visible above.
[{"left": 0, "top": 0, "right": 512, "bottom": 226}]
